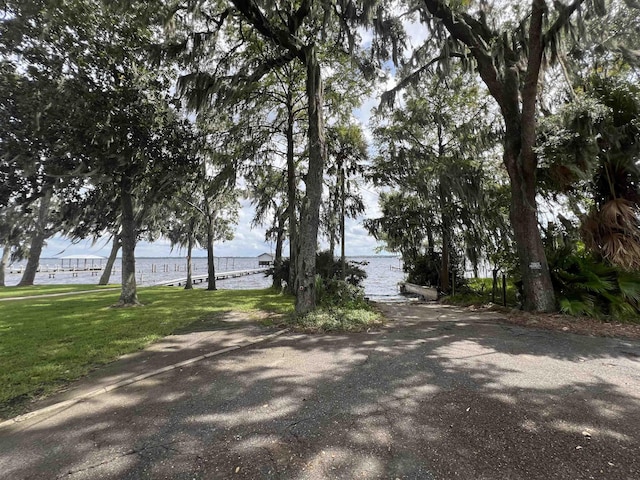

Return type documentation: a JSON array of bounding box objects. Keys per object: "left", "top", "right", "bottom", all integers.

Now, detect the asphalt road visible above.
[{"left": 1, "top": 303, "right": 639, "bottom": 479}]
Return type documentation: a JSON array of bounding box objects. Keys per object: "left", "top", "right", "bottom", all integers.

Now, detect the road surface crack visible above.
[{"left": 58, "top": 441, "right": 181, "bottom": 478}]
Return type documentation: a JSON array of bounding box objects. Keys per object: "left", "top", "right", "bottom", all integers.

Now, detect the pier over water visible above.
[{"left": 156, "top": 268, "right": 269, "bottom": 287}]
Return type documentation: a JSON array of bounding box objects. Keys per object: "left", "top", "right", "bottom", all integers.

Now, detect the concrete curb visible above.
[{"left": 0, "top": 328, "right": 289, "bottom": 429}]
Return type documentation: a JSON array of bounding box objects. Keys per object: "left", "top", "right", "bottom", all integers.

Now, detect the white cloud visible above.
[{"left": 404, "top": 20, "right": 429, "bottom": 51}]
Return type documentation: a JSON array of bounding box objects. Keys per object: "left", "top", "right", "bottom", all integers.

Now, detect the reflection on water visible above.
[{"left": 5, "top": 256, "right": 406, "bottom": 300}]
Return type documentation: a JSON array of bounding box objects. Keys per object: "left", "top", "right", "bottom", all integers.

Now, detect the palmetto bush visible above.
[
  {"left": 581, "top": 197, "right": 640, "bottom": 271},
  {"left": 549, "top": 251, "right": 640, "bottom": 321},
  {"left": 538, "top": 75, "right": 640, "bottom": 275}
]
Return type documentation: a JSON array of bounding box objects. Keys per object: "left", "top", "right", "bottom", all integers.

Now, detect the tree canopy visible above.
[{"left": 2, "top": 0, "right": 639, "bottom": 317}]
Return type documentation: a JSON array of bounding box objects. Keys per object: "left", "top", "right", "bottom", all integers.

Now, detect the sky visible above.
[
  {"left": 39, "top": 15, "right": 431, "bottom": 260},
  {"left": 41, "top": 196, "right": 389, "bottom": 259},
  {"left": 39, "top": 86, "right": 394, "bottom": 258}
]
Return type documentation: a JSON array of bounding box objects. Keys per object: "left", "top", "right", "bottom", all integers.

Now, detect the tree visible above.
[
  {"left": 0, "top": 65, "right": 75, "bottom": 286},
  {"left": 98, "top": 233, "right": 122, "bottom": 286},
  {"left": 365, "top": 191, "right": 432, "bottom": 267},
  {"left": 0, "top": 205, "right": 29, "bottom": 287},
  {"left": 0, "top": 48, "right": 78, "bottom": 286},
  {"left": 538, "top": 75, "right": 640, "bottom": 270},
  {"left": 173, "top": 0, "right": 380, "bottom": 314},
  {"left": 84, "top": 84, "right": 199, "bottom": 306},
  {"left": 579, "top": 79, "right": 640, "bottom": 270},
  {"left": 532, "top": 0, "right": 640, "bottom": 272},
  {"left": 383, "top": 0, "right": 603, "bottom": 311},
  {"left": 16, "top": 188, "right": 55, "bottom": 286},
  {"left": 373, "top": 71, "right": 506, "bottom": 291},
  {"left": 200, "top": 192, "right": 238, "bottom": 291},
  {"left": 323, "top": 124, "right": 368, "bottom": 279},
  {"left": 166, "top": 183, "right": 238, "bottom": 291},
  {"left": 234, "top": 61, "right": 307, "bottom": 294},
  {"left": 247, "top": 164, "right": 290, "bottom": 290},
  {"left": 1, "top": 0, "right": 199, "bottom": 300}
]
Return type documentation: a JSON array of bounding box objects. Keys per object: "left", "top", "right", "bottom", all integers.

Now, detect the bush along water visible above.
[
  {"left": 267, "top": 250, "right": 367, "bottom": 293},
  {"left": 405, "top": 250, "right": 466, "bottom": 295}
]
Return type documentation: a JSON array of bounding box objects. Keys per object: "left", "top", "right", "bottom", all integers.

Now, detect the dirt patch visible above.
[{"left": 465, "top": 303, "right": 640, "bottom": 341}]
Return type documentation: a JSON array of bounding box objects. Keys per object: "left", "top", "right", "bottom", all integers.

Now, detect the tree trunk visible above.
[
  {"left": 422, "top": 0, "right": 558, "bottom": 312},
  {"left": 505, "top": 140, "right": 556, "bottom": 311},
  {"left": 273, "top": 214, "right": 285, "bottom": 290},
  {"left": 295, "top": 46, "right": 326, "bottom": 315},
  {"left": 115, "top": 174, "right": 140, "bottom": 307},
  {"left": 18, "top": 188, "right": 53, "bottom": 286},
  {"left": 286, "top": 95, "right": 298, "bottom": 295},
  {"left": 205, "top": 205, "right": 217, "bottom": 291},
  {"left": 185, "top": 221, "right": 194, "bottom": 290},
  {"left": 440, "top": 229, "right": 450, "bottom": 293},
  {"left": 339, "top": 157, "right": 346, "bottom": 281},
  {"left": 0, "top": 244, "right": 10, "bottom": 287},
  {"left": 507, "top": 0, "right": 555, "bottom": 312},
  {"left": 436, "top": 129, "right": 450, "bottom": 294},
  {"left": 98, "top": 233, "right": 121, "bottom": 285},
  {"left": 328, "top": 229, "right": 336, "bottom": 258},
  {"left": 426, "top": 225, "right": 435, "bottom": 256}
]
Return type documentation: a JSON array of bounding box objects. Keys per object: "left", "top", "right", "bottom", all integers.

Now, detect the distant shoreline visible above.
[{"left": 30, "top": 255, "right": 401, "bottom": 261}]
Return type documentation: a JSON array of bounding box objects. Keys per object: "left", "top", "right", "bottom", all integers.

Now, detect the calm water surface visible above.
[{"left": 5, "top": 256, "right": 406, "bottom": 301}]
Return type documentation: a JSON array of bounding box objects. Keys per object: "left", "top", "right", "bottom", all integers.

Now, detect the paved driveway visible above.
[{"left": 1, "top": 303, "right": 639, "bottom": 479}]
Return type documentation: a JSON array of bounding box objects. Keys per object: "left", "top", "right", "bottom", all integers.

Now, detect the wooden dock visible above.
[
  {"left": 8, "top": 266, "right": 105, "bottom": 278},
  {"left": 155, "top": 268, "right": 269, "bottom": 287},
  {"left": 399, "top": 282, "right": 439, "bottom": 301}
]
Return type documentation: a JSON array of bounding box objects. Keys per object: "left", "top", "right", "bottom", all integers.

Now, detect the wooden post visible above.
[
  {"left": 492, "top": 269, "right": 498, "bottom": 303},
  {"left": 451, "top": 269, "right": 455, "bottom": 296},
  {"left": 502, "top": 273, "right": 507, "bottom": 307}
]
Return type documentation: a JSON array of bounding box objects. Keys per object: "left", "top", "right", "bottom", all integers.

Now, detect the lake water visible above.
[{"left": 5, "top": 256, "right": 407, "bottom": 301}]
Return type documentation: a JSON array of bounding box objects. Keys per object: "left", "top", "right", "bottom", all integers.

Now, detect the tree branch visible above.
[
  {"left": 380, "top": 53, "right": 464, "bottom": 108},
  {"left": 421, "top": 0, "right": 507, "bottom": 110},
  {"left": 542, "top": 0, "right": 587, "bottom": 47},
  {"left": 290, "top": 0, "right": 312, "bottom": 34},
  {"left": 230, "top": 0, "right": 305, "bottom": 58}
]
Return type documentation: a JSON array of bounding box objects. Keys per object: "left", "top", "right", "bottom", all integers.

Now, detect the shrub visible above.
[
  {"left": 290, "top": 279, "right": 380, "bottom": 333},
  {"left": 406, "top": 252, "right": 441, "bottom": 286},
  {"left": 294, "top": 306, "right": 382, "bottom": 333},
  {"left": 316, "top": 277, "right": 368, "bottom": 309},
  {"left": 405, "top": 251, "right": 465, "bottom": 292},
  {"left": 269, "top": 251, "right": 380, "bottom": 332},
  {"left": 550, "top": 252, "right": 640, "bottom": 320},
  {"left": 315, "top": 250, "right": 367, "bottom": 286},
  {"left": 267, "top": 250, "right": 367, "bottom": 290}
]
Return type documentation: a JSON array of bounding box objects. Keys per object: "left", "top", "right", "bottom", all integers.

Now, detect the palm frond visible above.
[
  {"left": 618, "top": 272, "right": 640, "bottom": 305},
  {"left": 559, "top": 297, "right": 595, "bottom": 317}
]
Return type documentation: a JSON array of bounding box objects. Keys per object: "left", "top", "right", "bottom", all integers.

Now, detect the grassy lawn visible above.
[
  {"left": 293, "top": 306, "right": 383, "bottom": 332},
  {"left": 0, "top": 284, "right": 118, "bottom": 299},
  {"left": 0, "top": 287, "right": 293, "bottom": 419},
  {"left": 444, "top": 277, "right": 520, "bottom": 307}
]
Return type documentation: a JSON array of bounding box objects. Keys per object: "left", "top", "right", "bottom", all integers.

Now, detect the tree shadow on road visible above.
[{"left": 1, "top": 303, "right": 639, "bottom": 479}]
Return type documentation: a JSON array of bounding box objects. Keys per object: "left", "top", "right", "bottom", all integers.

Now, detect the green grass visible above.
[
  {"left": 0, "top": 284, "right": 118, "bottom": 299},
  {"left": 0, "top": 287, "right": 293, "bottom": 419},
  {"left": 443, "top": 277, "right": 519, "bottom": 307},
  {"left": 292, "top": 306, "right": 384, "bottom": 333}
]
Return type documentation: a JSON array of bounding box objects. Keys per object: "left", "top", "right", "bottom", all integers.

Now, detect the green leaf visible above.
[{"left": 618, "top": 273, "right": 640, "bottom": 304}]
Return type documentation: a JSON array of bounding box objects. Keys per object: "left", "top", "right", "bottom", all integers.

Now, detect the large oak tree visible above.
[{"left": 389, "top": 0, "right": 603, "bottom": 311}]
